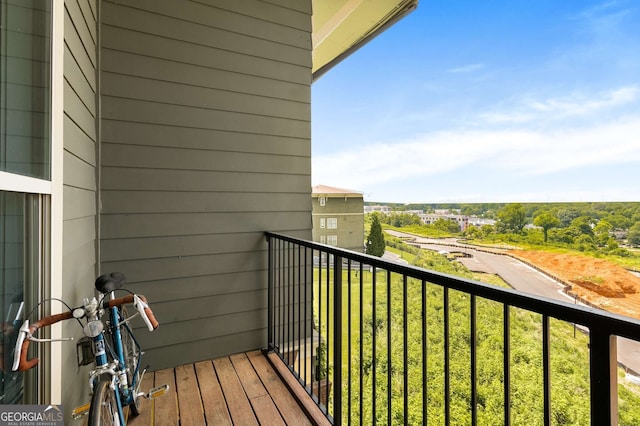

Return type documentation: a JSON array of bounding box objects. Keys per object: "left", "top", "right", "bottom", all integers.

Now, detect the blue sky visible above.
[{"left": 311, "top": 0, "right": 640, "bottom": 203}]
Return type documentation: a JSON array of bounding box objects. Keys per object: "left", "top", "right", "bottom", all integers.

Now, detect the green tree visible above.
[
  {"left": 496, "top": 203, "right": 527, "bottom": 234},
  {"left": 366, "top": 215, "right": 385, "bottom": 256},
  {"left": 570, "top": 216, "right": 595, "bottom": 236},
  {"left": 558, "top": 208, "right": 581, "bottom": 227},
  {"left": 628, "top": 222, "right": 640, "bottom": 247},
  {"left": 432, "top": 218, "right": 461, "bottom": 233},
  {"left": 593, "top": 220, "right": 613, "bottom": 246},
  {"left": 533, "top": 212, "right": 560, "bottom": 242}
]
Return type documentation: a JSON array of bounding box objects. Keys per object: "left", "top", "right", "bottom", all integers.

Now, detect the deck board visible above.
[
  {"left": 125, "top": 350, "right": 327, "bottom": 425},
  {"left": 151, "top": 367, "right": 179, "bottom": 424},
  {"left": 213, "top": 356, "right": 259, "bottom": 425},
  {"left": 194, "top": 360, "right": 233, "bottom": 425},
  {"left": 248, "top": 350, "right": 313, "bottom": 426},
  {"left": 175, "top": 364, "right": 205, "bottom": 425}
]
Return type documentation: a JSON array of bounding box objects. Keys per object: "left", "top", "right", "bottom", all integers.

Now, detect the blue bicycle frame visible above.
[{"left": 91, "top": 297, "right": 142, "bottom": 425}]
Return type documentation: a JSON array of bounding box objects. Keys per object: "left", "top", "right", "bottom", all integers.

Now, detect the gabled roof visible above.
[
  {"left": 312, "top": 184, "right": 363, "bottom": 197},
  {"left": 312, "top": 0, "right": 419, "bottom": 80}
]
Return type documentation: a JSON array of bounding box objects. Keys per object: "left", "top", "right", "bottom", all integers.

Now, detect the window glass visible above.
[
  {"left": 0, "top": 0, "right": 51, "bottom": 179},
  {"left": 327, "top": 218, "right": 337, "bottom": 229},
  {"left": 0, "top": 192, "right": 26, "bottom": 403}
]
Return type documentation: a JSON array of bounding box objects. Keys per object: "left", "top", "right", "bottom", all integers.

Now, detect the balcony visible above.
[
  {"left": 126, "top": 350, "right": 329, "bottom": 425},
  {"left": 265, "top": 232, "right": 640, "bottom": 425}
]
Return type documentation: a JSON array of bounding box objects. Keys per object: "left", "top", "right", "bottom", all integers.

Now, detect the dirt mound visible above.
[{"left": 509, "top": 250, "right": 640, "bottom": 319}]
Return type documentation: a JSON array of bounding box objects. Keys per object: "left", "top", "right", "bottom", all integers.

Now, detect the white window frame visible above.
[
  {"left": 319, "top": 197, "right": 326, "bottom": 206},
  {"left": 327, "top": 235, "right": 338, "bottom": 246},
  {"left": 0, "top": 0, "right": 64, "bottom": 404},
  {"left": 320, "top": 218, "right": 326, "bottom": 229},
  {"left": 327, "top": 217, "right": 337, "bottom": 229}
]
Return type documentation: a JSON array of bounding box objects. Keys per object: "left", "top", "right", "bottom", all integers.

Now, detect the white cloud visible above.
[
  {"left": 447, "top": 63, "right": 485, "bottom": 74},
  {"left": 481, "top": 86, "right": 640, "bottom": 124},
  {"left": 313, "top": 116, "right": 640, "bottom": 189},
  {"left": 528, "top": 86, "right": 639, "bottom": 115}
]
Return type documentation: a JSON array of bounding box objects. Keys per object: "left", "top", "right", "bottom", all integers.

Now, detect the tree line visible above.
[{"left": 366, "top": 202, "right": 640, "bottom": 255}]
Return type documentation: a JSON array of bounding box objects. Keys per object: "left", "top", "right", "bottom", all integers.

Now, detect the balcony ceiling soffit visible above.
[{"left": 312, "top": 0, "right": 418, "bottom": 80}]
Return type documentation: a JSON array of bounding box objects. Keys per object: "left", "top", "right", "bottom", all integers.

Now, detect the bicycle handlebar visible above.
[
  {"left": 13, "top": 311, "right": 73, "bottom": 372},
  {"left": 13, "top": 294, "right": 158, "bottom": 372}
]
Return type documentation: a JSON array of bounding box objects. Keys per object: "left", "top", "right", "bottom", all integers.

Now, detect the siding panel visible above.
[
  {"left": 63, "top": 80, "right": 95, "bottom": 139},
  {"left": 107, "top": 0, "right": 310, "bottom": 48},
  {"left": 101, "top": 167, "right": 310, "bottom": 193},
  {"left": 63, "top": 150, "right": 95, "bottom": 191},
  {"left": 62, "top": 0, "right": 98, "bottom": 418},
  {"left": 100, "top": 120, "right": 310, "bottom": 156},
  {"left": 141, "top": 330, "right": 266, "bottom": 372},
  {"left": 101, "top": 191, "right": 311, "bottom": 214},
  {"left": 101, "top": 25, "right": 309, "bottom": 85},
  {"left": 101, "top": 49, "right": 309, "bottom": 103},
  {"left": 63, "top": 115, "right": 95, "bottom": 166},
  {"left": 101, "top": 2, "right": 309, "bottom": 67},
  {"left": 101, "top": 72, "right": 309, "bottom": 121},
  {"left": 100, "top": 0, "right": 312, "bottom": 369},
  {"left": 101, "top": 97, "right": 309, "bottom": 138},
  {"left": 101, "top": 212, "right": 311, "bottom": 239},
  {"left": 101, "top": 144, "right": 308, "bottom": 174}
]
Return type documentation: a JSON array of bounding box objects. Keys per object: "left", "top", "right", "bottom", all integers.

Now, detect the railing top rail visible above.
[{"left": 265, "top": 232, "right": 640, "bottom": 341}]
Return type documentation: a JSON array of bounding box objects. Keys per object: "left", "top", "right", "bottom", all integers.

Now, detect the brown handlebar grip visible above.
[
  {"left": 136, "top": 295, "right": 159, "bottom": 330},
  {"left": 106, "top": 294, "right": 135, "bottom": 308},
  {"left": 18, "top": 311, "right": 73, "bottom": 372},
  {"left": 144, "top": 307, "right": 159, "bottom": 330},
  {"left": 17, "top": 338, "right": 37, "bottom": 372}
]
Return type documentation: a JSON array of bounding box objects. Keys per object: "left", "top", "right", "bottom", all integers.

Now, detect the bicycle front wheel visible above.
[{"left": 88, "top": 378, "right": 121, "bottom": 426}]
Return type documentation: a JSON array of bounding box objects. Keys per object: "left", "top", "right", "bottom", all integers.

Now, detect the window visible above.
[
  {"left": 327, "top": 235, "right": 338, "bottom": 246},
  {"left": 0, "top": 0, "right": 52, "bottom": 404},
  {"left": 320, "top": 235, "right": 326, "bottom": 244},
  {"left": 1, "top": 0, "right": 51, "bottom": 179},
  {"left": 319, "top": 197, "right": 326, "bottom": 206},
  {"left": 0, "top": 192, "right": 48, "bottom": 404},
  {"left": 320, "top": 218, "right": 325, "bottom": 229},
  {"left": 327, "top": 218, "right": 337, "bottom": 229}
]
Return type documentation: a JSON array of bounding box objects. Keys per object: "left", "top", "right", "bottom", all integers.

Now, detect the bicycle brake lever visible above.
[
  {"left": 133, "top": 295, "right": 154, "bottom": 331},
  {"left": 12, "top": 320, "right": 30, "bottom": 371}
]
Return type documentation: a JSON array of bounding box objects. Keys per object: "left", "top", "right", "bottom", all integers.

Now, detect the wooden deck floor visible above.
[{"left": 126, "top": 350, "right": 329, "bottom": 426}]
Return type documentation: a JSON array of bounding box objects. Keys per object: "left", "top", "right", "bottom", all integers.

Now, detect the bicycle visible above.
[{"left": 11, "top": 272, "right": 168, "bottom": 425}]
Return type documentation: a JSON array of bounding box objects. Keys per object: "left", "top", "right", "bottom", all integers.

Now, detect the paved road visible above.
[{"left": 386, "top": 230, "right": 640, "bottom": 375}]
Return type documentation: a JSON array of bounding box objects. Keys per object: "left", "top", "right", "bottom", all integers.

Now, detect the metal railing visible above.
[{"left": 265, "top": 232, "right": 640, "bottom": 425}]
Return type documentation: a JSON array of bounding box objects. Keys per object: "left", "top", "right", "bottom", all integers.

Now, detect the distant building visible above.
[
  {"left": 467, "top": 217, "right": 497, "bottom": 228},
  {"left": 312, "top": 185, "right": 365, "bottom": 252},
  {"left": 418, "top": 213, "right": 469, "bottom": 231},
  {"left": 364, "top": 205, "right": 391, "bottom": 213}
]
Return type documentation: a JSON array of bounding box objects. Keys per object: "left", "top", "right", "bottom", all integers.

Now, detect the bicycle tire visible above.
[
  {"left": 88, "top": 377, "right": 120, "bottom": 426},
  {"left": 120, "top": 306, "right": 142, "bottom": 416}
]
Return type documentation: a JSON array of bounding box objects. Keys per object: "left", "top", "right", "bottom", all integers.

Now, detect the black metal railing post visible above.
[
  {"left": 503, "top": 304, "right": 511, "bottom": 426},
  {"left": 589, "top": 328, "right": 618, "bottom": 425},
  {"left": 267, "top": 234, "right": 274, "bottom": 350},
  {"left": 333, "top": 255, "right": 343, "bottom": 424}
]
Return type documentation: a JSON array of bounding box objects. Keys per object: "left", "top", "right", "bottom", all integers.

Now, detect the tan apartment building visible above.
[{"left": 312, "top": 185, "right": 364, "bottom": 252}]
